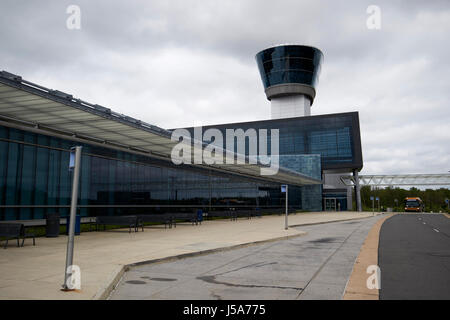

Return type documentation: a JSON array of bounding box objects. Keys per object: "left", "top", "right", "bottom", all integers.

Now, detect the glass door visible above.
[{"left": 324, "top": 198, "right": 337, "bottom": 211}]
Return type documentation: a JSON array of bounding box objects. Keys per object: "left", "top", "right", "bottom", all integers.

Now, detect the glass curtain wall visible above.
[
  {"left": 184, "top": 112, "right": 360, "bottom": 170},
  {"left": 0, "top": 125, "right": 284, "bottom": 221}
]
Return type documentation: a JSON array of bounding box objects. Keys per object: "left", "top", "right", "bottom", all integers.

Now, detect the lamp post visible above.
[
  {"left": 370, "top": 196, "right": 374, "bottom": 215},
  {"left": 281, "top": 185, "right": 288, "bottom": 230},
  {"left": 63, "top": 146, "right": 82, "bottom": 291}
]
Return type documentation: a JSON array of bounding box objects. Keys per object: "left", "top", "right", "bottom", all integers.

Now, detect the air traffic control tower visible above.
[
  {"left": 256, "top": 44, "right": 323, "bottom": 119},
  {"left": 255, "top": 44, "right": 363, "bottom": 212}
]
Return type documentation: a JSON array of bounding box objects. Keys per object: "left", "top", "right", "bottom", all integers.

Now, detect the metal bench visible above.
[
  {"left": 95, "top": 215, "right": 143, "bottom": 233},
  {"left": 253, "top": 208, "right": 262, "bottom": 218},
  {"left": 205, "top": 211, "right": 234, "bottom": 221},
  {"left": 137, "top": 214, "right": 173, "bottom": 229},
  {"left": 170, "top": 213, "right": 200, "bottom": 227},
  {"left": 0, "top": 223, "right": 36, "bottom": 249},
  {"left": 231, "top": 210, "right": 253, "bottom": 220}
]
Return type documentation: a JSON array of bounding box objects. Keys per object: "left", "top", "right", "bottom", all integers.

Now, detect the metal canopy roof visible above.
[
  {"left": 340, "top": 174, "right": 450, "bottom": 187},
  {"left": 0, "top": 70, "right": 321, "bottom": 186}
]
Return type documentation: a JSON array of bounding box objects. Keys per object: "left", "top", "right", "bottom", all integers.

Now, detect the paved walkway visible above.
[
  {"left": 0, "top": 211, "right": 376, "bottom": 300},
  {"left": 110, "top": 215, "right": 385, "bottom": 300}
]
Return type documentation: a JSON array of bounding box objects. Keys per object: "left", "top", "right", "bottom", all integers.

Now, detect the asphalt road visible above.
[
  {"left": 379, "top": 214, "right": 450, "bottom": 300},
  {"left": 109, "top": 215, "right": 384, "bottom": 300}
]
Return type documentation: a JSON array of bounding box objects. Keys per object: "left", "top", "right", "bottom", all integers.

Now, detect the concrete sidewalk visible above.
[{"left": 0, "top": 211, "right": 376, "bottom": 300}]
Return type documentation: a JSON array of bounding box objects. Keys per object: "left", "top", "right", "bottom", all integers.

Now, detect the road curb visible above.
[
  {"left": 342, "top": 214, "right": 394, "bottom": 300},
  {"left": 289, "top": 214, "right": 380, "bottom": 228},
  {"left": 92, "top": 264, "right": 126, "bottom": 300},
  {"left": 94, "top": 231, "right": 307, "bottom": 300}
]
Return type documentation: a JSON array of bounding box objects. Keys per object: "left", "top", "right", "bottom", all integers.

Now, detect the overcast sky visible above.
[{"left": 1, "top": 0, "right": 449, "bottom": 176}]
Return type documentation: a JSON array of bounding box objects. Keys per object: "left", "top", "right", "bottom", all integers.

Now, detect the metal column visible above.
[
  {"left": 285, "top": 185, "right": 289, "bottom": 230},
  {"left": 63, "top": 146, "right": 82, "bottom": 290},
  {"left": 353, "top": 169, "right": 362, "bottom": 212}
]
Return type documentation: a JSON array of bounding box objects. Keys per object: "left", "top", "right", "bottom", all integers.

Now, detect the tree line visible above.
[{"left": 359, "top": 186, "right": 450, "bottom": 212}]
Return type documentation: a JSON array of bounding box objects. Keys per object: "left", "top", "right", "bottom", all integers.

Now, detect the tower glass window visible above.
[{"left": 256, "top": 45, "right": 324, "bottom": 91}]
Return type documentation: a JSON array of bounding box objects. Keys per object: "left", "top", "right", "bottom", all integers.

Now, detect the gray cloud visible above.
[{"left": 0, "top": 0, "right": 449, "bottom": 175}]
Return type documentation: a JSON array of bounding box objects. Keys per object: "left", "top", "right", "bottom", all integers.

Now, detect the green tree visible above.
[{"left": 359, "top": 186, "right": 450, "bottom": 212}]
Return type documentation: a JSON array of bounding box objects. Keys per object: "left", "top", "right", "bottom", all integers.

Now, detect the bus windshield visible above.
[{"left": 405, "top": 200, "right": 420, "bottom": 207}]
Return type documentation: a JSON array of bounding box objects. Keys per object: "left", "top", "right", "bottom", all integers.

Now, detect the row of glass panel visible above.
[
  {"left": 0, "top": 125, "right": 303, "bottom": 220},
  {"left": 256, "top": 46, "right": 323, "bottom": 68},
  {"left": 188, "top": 119, "right": 355, "bottom": 167},
  {"left": 260, "top": 58, "right": 319, "bottom": 73},
  {"left": 256, "top": 45, "right": 323, "bottom": 89},
  {"left": 259, "top": 71, "right": 319, "bottom": 89}
]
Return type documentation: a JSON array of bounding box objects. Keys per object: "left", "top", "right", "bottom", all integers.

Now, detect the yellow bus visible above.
[{"left": 404, "top": 197, "right": 424, "bottom": 212}]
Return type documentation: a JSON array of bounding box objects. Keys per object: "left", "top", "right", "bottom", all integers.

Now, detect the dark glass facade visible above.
[
  {"left": 279, "top": 155, "right": 322, "bottom": 211},
  {"left": 181, "top": 112, "right": 362, "bottom": 211},
  {"left": 0, "top": 125, "right": 288, "bottom": 221},
  {"left": 185, "top": 112, "right": 362, "bottom": 171},
  {"left": 255, "top": 45, "right": 323, "bottom": 90}
]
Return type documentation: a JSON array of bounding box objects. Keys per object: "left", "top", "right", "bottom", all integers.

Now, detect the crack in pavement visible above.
[
  {"left": 197, "top": 275, "right": 303, "bottom": 291},
  {"left": 213, "top": 261, "right": 278, "bottom": 277},
  {"left": 196, "top": 261, "right": 305, "bottom": 291}
]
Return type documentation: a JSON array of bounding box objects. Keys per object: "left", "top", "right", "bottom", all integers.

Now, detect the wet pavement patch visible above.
[
  {"left": 428, "top": 252, "right": 450, "bottom": 257},
  {"left": 126, "top": 280, "right": 147, "bottom": 285},
  {"left": 308, "top": 237, "right": 340, "bottom": 243},
  {"left": 140, "top": 276, "right": 177, "bottom": 282},
  {"left": 149, "top": 277, "right": 177, "bottom": 282}
]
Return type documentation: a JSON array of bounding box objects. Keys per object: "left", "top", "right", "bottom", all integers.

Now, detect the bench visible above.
[
  {"left": 205, "top": 209, "right": 262, "bottom": 221},
  {"left": 0, "top": 223, "right": 36, "bottom": 249},
  {"left": 171, "top": 213, "right": 200, "bottom": 227},
  {"left": 231, "top": 210, "right": 253, "bottom": 220},
  {"left": 205, "top": 211, "right": 234, "bottom": 221},
  {"left": 95, "top": 215, "right": 143, "bottom": 233},
  {"left": 137, "top": 214, "right": 173, "bottom": 229}
]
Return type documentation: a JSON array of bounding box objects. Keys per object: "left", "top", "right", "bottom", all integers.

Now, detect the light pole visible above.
[
  {"left": 63, "top": 146, "right": 82, "bottom": 291},
  {"left": 285, "top": 185, "right": 289, "bottom": 230},
  {"left": 371, "top": 196, "right": 374, "bottom": 215},
  {"left": 281, "top": 185, "right": 288, "bottom": 230}
]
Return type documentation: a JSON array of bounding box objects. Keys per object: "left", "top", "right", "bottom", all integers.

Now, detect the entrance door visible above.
[{"left": 324, "top": 198, "right": 337, "bottom": 211}]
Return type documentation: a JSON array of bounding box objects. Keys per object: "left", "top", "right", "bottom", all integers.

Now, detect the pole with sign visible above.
[
  {"left": 370, "top": 196, "right": 374, "bottom": 215},
  {"left": 281, "top": 185, "right": 288, "bottom": 230},
  {"left": 376, "top": 197, "right": 380, "bottom": 212},
  {"left": 63, "top": 146, "right": 82, "bottom": 291}
]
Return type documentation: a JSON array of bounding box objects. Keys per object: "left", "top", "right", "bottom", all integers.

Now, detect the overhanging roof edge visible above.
[{"left": 0, "top": 71, "right": 322, "bottom": 186}]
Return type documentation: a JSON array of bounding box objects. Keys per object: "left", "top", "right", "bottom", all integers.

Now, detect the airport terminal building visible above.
[{"left": 0, "top": 45, "right": 363, "bottom": 221}]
